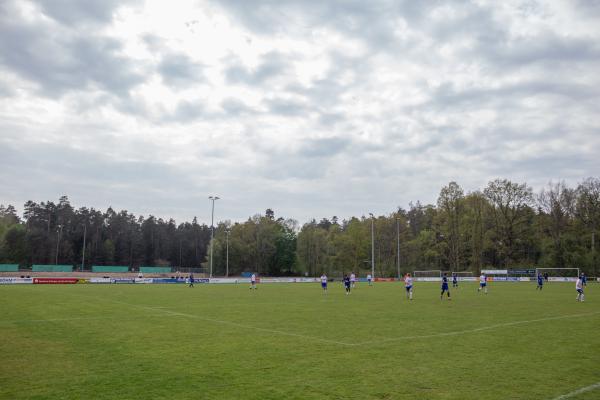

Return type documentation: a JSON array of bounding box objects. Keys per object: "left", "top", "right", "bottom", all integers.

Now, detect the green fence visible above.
[
  {"left": 140, "top": 266, "right": 172, "bottom": 274},
  {"left": 0, "top": 264, "right": 19, "bottom": 272},
  {"left": 92, "top": 266, "right": 130, "bottom": 273},
  {"left": 32, "top": 265, "right": 73, "bottom": 273}
]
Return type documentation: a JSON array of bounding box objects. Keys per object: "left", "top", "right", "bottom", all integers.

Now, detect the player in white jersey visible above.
[
  {"left": 367, "top": 274, "right": 372, "bottom": 286},
  {"left": 404, "top": 273, "right": 413, "bottom": 300},
  {"left": 320, "top": 273, "right": 328, "bottom": 294},
  {"left": 576, "top": 277, "right": 585, "bottom": 302},
  {"left": 350, "top": 272, "right": 356, "bottom": 288},
  {"left": 478, "top": 273, "right": 488, "bottom": 294},
  {"left": 250, "top": 273, "right": 257, "bottom": 290}
]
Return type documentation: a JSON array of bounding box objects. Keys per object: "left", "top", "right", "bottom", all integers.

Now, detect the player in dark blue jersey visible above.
[
  {"left": 452, "top": 273, "right": 458, "bottom": 288},
  {"left": 581, "top": 273, "right": 587, "bottom": 287},
  {"left": 188, "top": 273, "right": 194, "bottom": 288},
  {"left": 536, "top": 273, "right": 543, "bottom": 290},
  {"left": 343, "top": 275, "right": 351, "bottom": 295},
  {"left": 440, "top": 273, "right": 451, "bottom": 300}
]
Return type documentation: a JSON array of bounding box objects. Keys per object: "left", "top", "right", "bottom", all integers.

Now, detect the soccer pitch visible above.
[{"left": 0, "top": 282, "right": 598, "bottom": 399}]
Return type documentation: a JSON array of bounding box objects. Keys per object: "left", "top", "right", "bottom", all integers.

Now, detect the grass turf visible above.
[{"left": 0, "top": 281, "right": 598, "bottom": 400}]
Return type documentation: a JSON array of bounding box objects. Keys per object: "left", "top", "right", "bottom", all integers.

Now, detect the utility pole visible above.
[
  {"left": 397, "top": 217, "right": 401, "bottom": 279},
  {"left": 226, "top": 228, "right": 230, "bottom": 277},
  {"left": 369, "top": 213, "right": 375, "bottom": 279},
  {"left": 55, "top": 225, "right": 63, "bottom": 265},
  {"left": 81, "top": 224, "right": 86, "bottom": 272},
  {"left": 208, "top": 196, "right": 220, "bottom": 278}
]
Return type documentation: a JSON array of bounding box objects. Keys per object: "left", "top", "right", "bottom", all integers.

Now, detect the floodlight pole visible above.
[
  {"left": 369, "top": 213, "right": 375, "bottom": 279},
  {"left": 226, "top": 228, "right": 230, "bottom": 277},
  {"left": 55, "top": 225, "right": 63, "bottom": 265},
  {"left": 396, "top": 217, "right": 400, "bottom": 279},
  {"left": 81, "top": 224, "right": 86, "bottom": 272},
  {"left": 209, "top": 196, "right": 220, "bottom": 278}
]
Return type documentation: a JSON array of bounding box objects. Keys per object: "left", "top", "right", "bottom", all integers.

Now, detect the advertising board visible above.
[
  {"left": 481, "top": 269, "right": 508, "bottom": 275},
  {"left": 111, "top": 278, "right": 135, "bottom": 284},
  {"left": 548, "top": 277, "right": 577, "bottom": 282},
  {"left": 89, "top": 278, "right": 112, "bottom": 283},
  {"left": 0, "top": 277, "right": 33, "bottom": 284},
  {"left": 208, "top": 278, "right": 241, "bottom": 284},
  {"left": 33, "top": 278, "right": 78, "bottom": 284}
]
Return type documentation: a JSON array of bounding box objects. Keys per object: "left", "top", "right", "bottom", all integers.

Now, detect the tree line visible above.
[{"left": 1, "top": 177, "right": 599, "bottom": 277}]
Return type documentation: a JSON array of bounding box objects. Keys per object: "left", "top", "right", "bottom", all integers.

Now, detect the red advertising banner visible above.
[
  {"left": 374, "top": 278, "right": 396, "bottom": 282},
  {"left": 33, "top": 278, "right": 79, "bottom": 284}
]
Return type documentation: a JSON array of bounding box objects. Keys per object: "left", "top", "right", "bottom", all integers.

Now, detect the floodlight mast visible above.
[
  {"left": 396, "top": 217, "right": 400, "bottom": 279},
  {"left": 226, "top": 228, "right": 230, "bottom": 277},
  {"left": 369, "top": 213, "right": 375, "bottom": 279},
  {"left": 209, "top": 196, "right": 220, "bottom": 278},
  {"left": 55, "top": 224, "right": 63, "bottom": 265}
]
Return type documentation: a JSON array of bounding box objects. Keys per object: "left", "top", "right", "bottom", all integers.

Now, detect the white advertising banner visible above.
[
  {"left": 548, "top": 277, "right": 577, "bottom": 282},
  {"left": 208, "top": 278, "right": 241, "bottom": 284},
  {"left": 481, "top": 269, "right": 508, "bottom": 275},
  {"left": 89, "top": 277, "right": 112, "bottom": 283},
  {"left": 135, "top": 278, "right": 154, "bottom": 284},
  {"left": 0, "top": 277, "right": 33, "bottom": 284}
]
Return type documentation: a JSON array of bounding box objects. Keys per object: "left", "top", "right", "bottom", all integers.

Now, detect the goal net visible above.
[
  {"left": 413, "top": 270, "right": 442, "bottom": 281},
  {"left": 451, "top": 271, "right": 474, "bottom": 281},
  {"left": 535, "top": 268, "right": 580, "bottom": 282}
]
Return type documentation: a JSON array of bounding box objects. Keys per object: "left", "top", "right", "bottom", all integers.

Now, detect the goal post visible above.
[
  {"left": 413, "top": 270, "right": 442, "bottom": 281},
  {"left": 535, "top": 268, "right": 580, "bottom": 282},
  {"left": 451, "top": 271, "right": 474, "bottom": 281}
]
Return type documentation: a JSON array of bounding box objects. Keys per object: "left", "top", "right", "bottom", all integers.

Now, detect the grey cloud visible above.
[
  {"left": 216, "top": 1, "right": 442, "bottom": 52},
  {"left": 263, "top": 97, "right": 308, "bottom": 117},
  {"left": 225, "top": 51, "right": 289, "bottom": 85},
  {"left": 158, "top": 53, "right": 204, "bottom": 87},
  {"left": 32, "top": 0, "right": 139, "bottom": 27},
  {"left": 0, "top": 79, "right": 15, "bottom": 97},
  {"left": 297, "top": 137, "right": 350, "bottom": 158},
  {"left": 419, "top": 79, "right": 600, "bottom": 113},
  {"left": 166, "top": 99, "right": 205, "bottom": 123},
  {"left": 0, "top": 2, "right": 144, "bottom": 97},
  {"left": 141, "top": 34, "right": 165, "bottom": 53},
  {"left": 220, "top": 98, "right": 256, "bottom": 116},
  {"left": 474, "top": 33, "right": 600, "bottom": 68}
]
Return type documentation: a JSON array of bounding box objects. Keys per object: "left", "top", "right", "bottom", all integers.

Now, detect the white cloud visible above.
[{"left": 1, "top": 0, "right": 599, "bottom": 224}]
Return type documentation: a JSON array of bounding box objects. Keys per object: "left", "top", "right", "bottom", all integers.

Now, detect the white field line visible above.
[
  {"left": 0, "top": 314, "right": 177, "bottom": 325},
  {"left": 551, "top": 381, "right": 600, "bottom": 400},
  {"left": 109, "top": 299, "right": 356, "bottom": 347},
  {"left": 53, "top": 294, "right": 600, "bottom": 348},
  {"left": 353, "top": 311, "right": 600, "bottom": 346}
]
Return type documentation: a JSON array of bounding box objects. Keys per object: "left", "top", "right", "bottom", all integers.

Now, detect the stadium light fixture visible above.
[
  {"left": 226, "top": 228, "right": 231, "bottom": 277},
  {"left": 369, "top": 213, "right": 375, "bottom": 279},
  {"left": 55, "top": 224, "right": 63, "bottom": 265},
  {"left": 208, "top": 196, "right": 220, "bottom": 278}
]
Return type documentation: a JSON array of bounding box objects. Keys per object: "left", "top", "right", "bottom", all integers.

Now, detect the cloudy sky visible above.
[{"left": 1, "top": 0, "right": 599, "bottom": 225}]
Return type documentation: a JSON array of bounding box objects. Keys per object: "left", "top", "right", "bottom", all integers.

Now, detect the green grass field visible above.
[{"left": 0, "top": 281, "right": 598, "bottom": 400}]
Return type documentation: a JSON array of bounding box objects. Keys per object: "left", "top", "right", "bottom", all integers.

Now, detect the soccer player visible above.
[
  {"left": 441, "top": 273, "right": 451, "bottom": 300},
  {"left": 404, "top": 273, "right": 413, "bottom": 300},
  {"left": 367, "top": 273, "right": 372, "bottom": 286},
  {"left": 344, "top": 275, "right": 351, "bottom": 295},
  {"left": 350, "top": 272, "right": 356, "bottom": 288},
  {"left": 250, "top": 273, "right": 257, "bottom": 290},
  {"left": 452, "top": 273, "right": 458, "bottom": 288},
  {"left": 478, "top": 273, "right": 488, "bottom": 294},
  {"left": 536, "top": 273, "right": 543, "bottom": 291},
  {"left": 576, "top": 276, "right": 585, "bottom": 302},
  {"left": 581, "top": 273, "right": 587, "bottom": 287},
  {"left": 188, "top": 272, "right": 194, "bottom": 288},
  {"left": 320, "top": 273, "right": 328, "bottom": 293}
]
